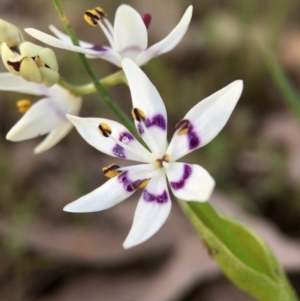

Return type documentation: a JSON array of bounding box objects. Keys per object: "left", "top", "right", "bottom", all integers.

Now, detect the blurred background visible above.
[{"left": 0, "top": 0, "right": 300, "bottom": 300}]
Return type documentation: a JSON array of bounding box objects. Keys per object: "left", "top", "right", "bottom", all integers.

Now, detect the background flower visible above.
[{"left": 1, "top": 73, "right": 82, "bottom": 153}]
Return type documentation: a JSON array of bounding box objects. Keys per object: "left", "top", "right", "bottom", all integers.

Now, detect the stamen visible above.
[
  {"left": 97, "top": 21, "right": 115, "bottom": 49},
  {"left": 16, "top": 99, "right": 31, "bottom": 114},
  {"left": 130, "top": 178, "right": 150, "bottom": 190},
  {"left": 155, "top": 154, "right": 170, "bottom": 168},
  {"left": 155, "top": 159, "right": 163, "bottom": 168},
  {"left": 142, "top": 13, "right": 152, "bottom": 29},
  {"left": 131, "top": 108, "right": 146, "bottom": 122},
  {"left": 175, "top": 119, "right": 191, "bottom": 135},
  {"left": 163, "top": 154, "right": 170, "bottom": 162},
  {"left": 95, "top": 7, "right": 108, "bottom": 18},
  {"left": 102, "top": 164, "right": 121, "bottom": 178},
  {"left": 98, "top": 122, "right": 112, "bottom": 137},
  {"left": 84, "top": 8, "right": 106, "bottom": 26}
]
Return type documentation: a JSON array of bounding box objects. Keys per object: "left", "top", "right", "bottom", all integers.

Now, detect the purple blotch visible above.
[
  {"left": 143, "top": 189, "right": 168, "bottom": 204},
  {"left": 188, "top": 131, "right": 200, "bottom": 150},
  {"left": 119, "top": 132, "right": 134, "bottom": 144},
  {"left": 90, "top": 45, "right": 108, "bottom": 52},
  {"left": 112, "top": 144, "right": 125, "bottom": 158},
  {"left": 118, "top": 171, "right": 134, "bottom": 192},
  {"left": 137, "top": 114, "right": 166, "bottom": 135},
  {"left": 170, "top": 164, "right": 192, "bottom": 190}
]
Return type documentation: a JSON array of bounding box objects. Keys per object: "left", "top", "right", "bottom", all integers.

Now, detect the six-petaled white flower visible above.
[
  {"left": 2, "top": 73, "right": 82, "bottom": 153},
  {"left": 25, "top": 4, "right": 193, "bottom": 67},
  {"left": 64, "top": 59, "right": 243, "bottom": 248}
]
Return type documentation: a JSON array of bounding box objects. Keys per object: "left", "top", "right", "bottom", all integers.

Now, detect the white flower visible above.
[
  {"left": 64, "top": 59, "right": 243, "bottom": 248},
  {"left": 1, "top": 73, "right": 82, "bottom": 153},
  {"left": 24, "top": 4, "right": 193, "bottom": 67}
]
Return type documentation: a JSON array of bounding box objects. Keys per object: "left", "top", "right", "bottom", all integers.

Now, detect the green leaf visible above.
[{"left": 180, "top": 201, "right": 298, "bottom": 301}]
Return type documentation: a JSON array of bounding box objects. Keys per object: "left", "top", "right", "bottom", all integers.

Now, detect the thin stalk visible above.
[
  {"left": 52, "top": 0, "right": 138, "bottom": 138},
  {"left": 58, "top": 70, "right": 127, "bottom": 96}
]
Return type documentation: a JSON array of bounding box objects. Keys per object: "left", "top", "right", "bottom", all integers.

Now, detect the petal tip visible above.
[{"left": 63, "top": 203, "right": 76, "bottom": 212}]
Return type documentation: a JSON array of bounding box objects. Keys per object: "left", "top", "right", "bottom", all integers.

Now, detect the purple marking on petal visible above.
[
  {"left": 170, "top": 164, "right": 192, "bottom": 190},
  {"left": 188, "top": 131, "right": 200, "bottom": 149},
  {"left": 143, "top": 189, "right": 168, "bottom": 204},
  {"left": 89, "top": 45, "right": 108, "bottom": 52},
  {"left": 119, "top": 132, "right": 134, "bottom": 144},
  {"left": 137, "top": 123, "right": 144, "bottom": 135},
  {"left": 112, "top": 144, "right": 125, "bottom": 158},
  {"left": 137, "top": 114, "right": 166, "bottom": 135},
  {"left": 118, "top": 171, "right": 134, "bottom": 192},
  {"left": 152, "top": 114, "right": 166, "bottom": 130}
]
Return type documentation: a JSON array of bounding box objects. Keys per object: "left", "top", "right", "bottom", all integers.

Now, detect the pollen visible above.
[
  {"left": 175, "top": 119, "right": 191, "bottom": 136},
  {"left": 163, "top": 154, "right": 170, "bottom": 162},
  {"left": 98, "top": 122, "right": 112, "bottom": 137},
  {"left": 137, "top": 179, "right": 150, "bottom": 189},
  {"left": 130, "top": 178, "right": 150, "bottom": 190},
  {"left": 131, "top": 108, "right": 146, "bottom": 122},
  {"left": 102, "top": 164, "right": 121, "bottom": 178},
  {"left": 16, "top": 99, "right": 31, "bottom": 114},
  {"left": 84, "top": 7, "right": 107, "bottom": 26},
  {"left": 155, "top": 159, "right": 163, "bottom": 168}
]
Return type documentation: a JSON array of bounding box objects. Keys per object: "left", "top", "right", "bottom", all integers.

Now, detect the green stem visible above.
[
  {"left": 179, "top": 202, "right": 263, "bottom": 271},
  {"left": 52, "top": 0, "right": 138, "bottom": 138},
  {"left": 58, "top": 70, "right": 127, "bottom": 96},
  {"left": 262, "top": 46, "right": 300, "bottom": 121}
]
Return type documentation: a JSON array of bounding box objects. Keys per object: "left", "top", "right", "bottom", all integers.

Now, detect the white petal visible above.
[
  {"left": 122, "top": 59, "right": 167, "bottom": 154},
  {"left": 34, "top": 91, "right": 82, "bottom": 153},
  {"left": 167, "top": 80, "right": 243, "bottom": 160},
  {"left": 0, "top": 73, "right": 43, "bottom": 95},
  {"left": 34, "top": 121, "right": 72, "bottom": 154},
  {"left": 6, "top": 97, "right": 65, "bottom": 141},
  {"left": 166, "top": 162, "right": 215, "bottom": 202},
  {"left": 25, "top": 28, "right": 122, "bottom": 66},
  {"left": 123, "top": 172, "right": 171, "bottom": 248},
  {"left": 49, "top": 25, "right": 93, "bottom": 47},
  {"left": 114, "top": 5, "right": 147, "bottom": 54},
  {"left": 136, "top": 6, "right": 193, "bottom": 66},
  {"left": 67, "top": 115, "right": 150, "bottom": 162},
  {"left": 64, "top": 164, "right": 153, "bottom": 213}
]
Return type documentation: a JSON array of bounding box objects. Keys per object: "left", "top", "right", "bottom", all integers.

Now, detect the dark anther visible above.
[
  {"left": 7, "top": 60, "right": 21, "bottom": 72},
  {"left": 98, "top": 123, "right": 112, "bottom": 137},
  {"left": 132, "top": 108, "right": 146, "bottom": 122}
]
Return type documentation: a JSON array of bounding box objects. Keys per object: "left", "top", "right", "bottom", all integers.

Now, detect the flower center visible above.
[{"left": 154, "top": 154, "right": 170, "bottom": 168}]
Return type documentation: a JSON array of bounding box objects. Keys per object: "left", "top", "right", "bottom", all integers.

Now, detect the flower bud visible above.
[
  {"left": 0, "top": 19, "right": 23, "bottom": 48},
  {"left": 1, "top": 41, "right": 59, "bottom": 87}
]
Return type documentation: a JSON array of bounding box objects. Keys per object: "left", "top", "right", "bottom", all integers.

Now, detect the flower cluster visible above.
[{"left": 0, "top": 4, "right": 243, "bottom": 248}]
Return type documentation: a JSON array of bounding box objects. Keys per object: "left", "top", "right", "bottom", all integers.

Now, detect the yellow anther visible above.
[
  {"left": 131, "top": 108, "right": 147, "bottom": 122},
  {"left": 84, "top": 7, "right": 107, "bottom": 26},
  {"left": 98, "top": 122, "right": 112, "bottom": 137},
  {"left": 163, "top": 154, "right": 170, "bottom": 162},
  {"left": 175, "top": 119, "right": 190, "bottom": 136},
  {"left": 16, "top": 99, "right": 32, "bottom": 114},
  {"left": 137, "top": 179, "right": 150, "bottom": 189},
  {"left": 130, "top": 179, "right": 150, "bottom": 190},
  {"left": 102, "top": 164, "right": 121, "bottom": 178},
  {"left": 155, "top": 159, "right": 163, "bottom": 168},
  {"left": 95, "top": 7, "right": 107, "bottom": 18}
]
